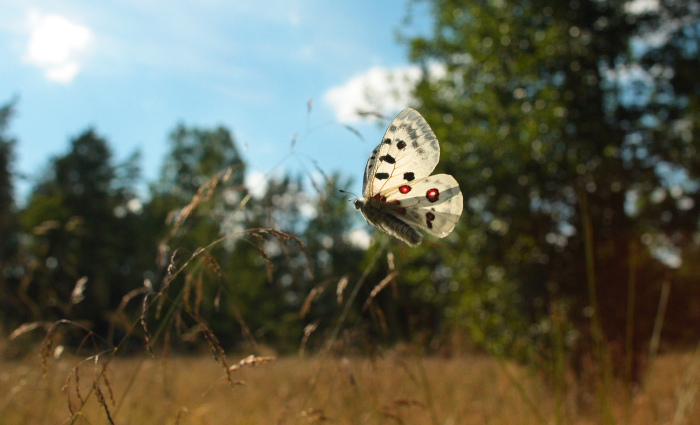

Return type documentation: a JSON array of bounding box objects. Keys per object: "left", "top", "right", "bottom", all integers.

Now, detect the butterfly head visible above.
[{"left": 340, "top": 189, "right": 363, "bottom": 210}]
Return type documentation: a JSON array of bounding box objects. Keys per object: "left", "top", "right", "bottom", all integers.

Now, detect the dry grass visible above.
[{"left": 0, "top": 350, "right": 699, "bottom": 425}]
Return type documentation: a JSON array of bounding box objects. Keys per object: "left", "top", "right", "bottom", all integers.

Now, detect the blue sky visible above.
[{"left": 0, "top": 0, "right": 433, "bottom": 200}]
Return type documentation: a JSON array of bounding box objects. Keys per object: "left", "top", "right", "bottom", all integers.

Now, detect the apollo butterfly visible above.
[{"left": 354, "top": 108, "right": 463, "bottom": 246}]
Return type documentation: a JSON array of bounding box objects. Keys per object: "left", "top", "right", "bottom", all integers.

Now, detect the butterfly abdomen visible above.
[{"left": 360, "top": 200, "right": 422, "bottom": 247}]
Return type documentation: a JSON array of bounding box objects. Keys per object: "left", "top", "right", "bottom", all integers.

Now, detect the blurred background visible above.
[{"left": 2, "top": 0, "right": 700, "bottom": 404}]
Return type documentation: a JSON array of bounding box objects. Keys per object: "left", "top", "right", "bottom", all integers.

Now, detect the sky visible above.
[{"left": 0, "top": 0, "right": 433, "bottom": 201}]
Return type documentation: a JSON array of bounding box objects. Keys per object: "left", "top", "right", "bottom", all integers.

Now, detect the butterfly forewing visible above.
[{"left": 362, "top": 109, "right": 440, "bottom": 199}]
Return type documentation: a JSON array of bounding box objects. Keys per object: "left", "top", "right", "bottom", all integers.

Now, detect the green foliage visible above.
[
  {"left": 0, "top": 99, "right": 21, "bottom": 332},
  {"left": 154, "top": 123, "right": 245, "bottom": 202},
  {"left": 0, "top": 101, "right": 16, "bottom": 247},
  {"left": 0, "top": 114, "right": 368, "bottom": 355},
  {"left": 146, "top": 124, "right": 252, "bottom": 349},
  {"left": 299, "top": 174, "right": 366, "bottom": 345},
  {"left": 404, "top": 0, "right": 700, "bottom": 376},
  {"left": 142, "top": 124, "right": 363, "bottom": 353},
  {"left": 16, "top": 129, "right": 146, "bottom": 339}
]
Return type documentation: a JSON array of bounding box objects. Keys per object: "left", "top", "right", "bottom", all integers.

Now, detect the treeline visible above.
[
  {"left": 2, "top": 0, "right": 700, "bottom": 385},
  {"left": 0, "top": 107, "right": 400, "bottom": 354}
]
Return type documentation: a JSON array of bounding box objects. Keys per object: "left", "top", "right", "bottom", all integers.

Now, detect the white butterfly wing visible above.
[
  {"left": 357, "top": 108, "right": 463, "bottom": 245},
  {"left": 382, "top": 174, "right": 463, "bottom": 238},
  {"left": 362, "top": 108, "right": 440, "bottom": 199}
]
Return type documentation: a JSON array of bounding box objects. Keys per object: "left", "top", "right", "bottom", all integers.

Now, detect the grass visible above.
[{"left": 1, "top": 349, "right": 699, "bottom": 424}]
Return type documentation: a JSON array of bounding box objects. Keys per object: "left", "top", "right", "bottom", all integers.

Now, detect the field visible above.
[{"left": 1, "top": 349, "right": 699, "bottom": 425}]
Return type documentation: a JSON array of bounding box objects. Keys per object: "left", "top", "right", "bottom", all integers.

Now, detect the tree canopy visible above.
[{"left": 403, "top": 0, "right": 700, "bottom": 377}]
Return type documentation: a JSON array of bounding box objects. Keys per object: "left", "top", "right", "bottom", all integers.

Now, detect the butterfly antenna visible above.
[{"left": 339, "top": 189, "right": 357, "bottom": 202}]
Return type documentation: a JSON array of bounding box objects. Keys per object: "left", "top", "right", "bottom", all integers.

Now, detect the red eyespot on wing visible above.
[
  {"left": 399, "top": 185, "right": 411, "bottom": 194},
  {"left": 397, "top": 140, "right": 406, "bottom": 149},
  {"left": 425, "top": 212, "right": 435, "bottom": 228},
  {"left": 372, "top": 194, "right": 387, "bottom": 202},
  {"left": 426, "top": 188, "right": 440, "bottom": 203},
  {"left": 390, "top": 200, "right": 406, "bottom": 215}
]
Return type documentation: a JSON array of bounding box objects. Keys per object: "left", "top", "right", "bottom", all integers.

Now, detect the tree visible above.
[
  {"left": 0, "top": 101, "right": 16, "bottom": 253},
  {"left": 148, "top": 125, "right": 365, "bottom": 352},
  {"left": 0, "top": 99, "right": 19, "bottom": 329},
  {"left": 298, "top": 173, "right": 367, "bottom": 348},
  {"left": 147, "top": 123, "right": 257, "bottom": 350},
  {"left": 154, "top": 123, "right": 245, "bottom": 203},
  {"left": 148, "top": 123, "right": 247, "bottom": 268},
  {"left": 19, "top": 129, "right": 144, "bottom": 340},
  {"left": 404, "top": 0, "right": 700, "bottom": 380}
]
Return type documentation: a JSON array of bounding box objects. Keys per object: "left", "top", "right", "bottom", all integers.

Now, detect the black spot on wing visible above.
[
  {"left": 379, "top": 154, "right": 396, "bottom": 164},
  {"left": 384, "top": 138, "right": 392, "bottom": 145},
  {"left": 403, "top": 172, "right": 415, "bottom": 181},
  {"left": 375, "top": 172, "right": 390, "bottom": 180}
]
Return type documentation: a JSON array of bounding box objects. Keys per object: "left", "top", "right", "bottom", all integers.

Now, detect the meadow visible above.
[{"left": 1, "top": 348, "right": 698, "bottom": 425}]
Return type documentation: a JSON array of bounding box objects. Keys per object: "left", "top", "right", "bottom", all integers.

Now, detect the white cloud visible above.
[
  {"left": 323, "top": 63, "right": 448, "bottom": 124},
  {"left": 23, "top": 9, "right": 93, "bottom": 83},
  {"left": 45, "top": 62, "right": 80, "bottom": 83},
  {"left": 323, "top": 65, "right": 422, "bottom": 124}
]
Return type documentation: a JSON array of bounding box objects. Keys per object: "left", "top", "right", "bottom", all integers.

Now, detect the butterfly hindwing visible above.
[
  {"left": 382, "top": 174, "right": 463, "bottom": 238},
  {"left": 362, "top": 108, "right": 440, "bottom": 199}
]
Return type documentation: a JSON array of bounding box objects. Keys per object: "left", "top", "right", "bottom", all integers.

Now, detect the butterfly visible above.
[{"left": 354, "top": 108, "right": 463, "bottom": 246}]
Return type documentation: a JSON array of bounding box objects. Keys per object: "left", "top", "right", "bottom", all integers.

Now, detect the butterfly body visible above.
[
  {"left": 354, "top": 196, "right": 423, "bottom": 246},
  {"left": 355, "top": 108, "right": 463, "bottom": 246}
]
